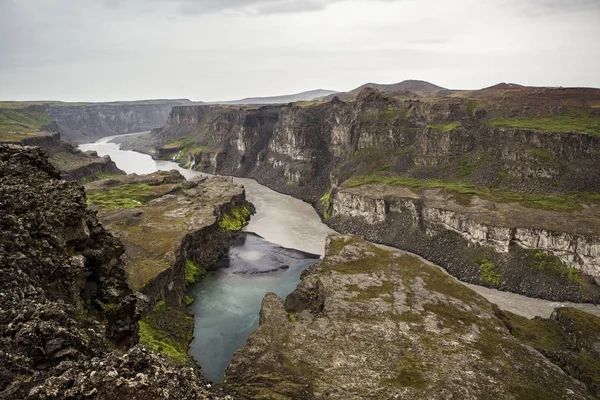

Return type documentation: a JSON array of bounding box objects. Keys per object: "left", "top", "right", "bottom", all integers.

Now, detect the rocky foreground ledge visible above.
[
  {"left": 0, "top": 145, "right": 235, "bottom": 399},
  {"left": 226, "top": 234, "right": 600, "bottom": 399}
]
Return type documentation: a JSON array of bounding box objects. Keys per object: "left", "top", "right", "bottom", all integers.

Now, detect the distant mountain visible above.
[
  {"left": 211, "top": 89, "right": 339, "bottom": 105},
  {"left": 325, "top": 80, "right": 446, "bottom": 100}
]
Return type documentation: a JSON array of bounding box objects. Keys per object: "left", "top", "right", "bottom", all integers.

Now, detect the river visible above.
[{"left": 79, "top": 134, "right": 600, "bottom": 382}]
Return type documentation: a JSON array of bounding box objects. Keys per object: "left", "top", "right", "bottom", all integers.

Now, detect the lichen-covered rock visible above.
[
  {"left": 0, "top": 145, "right": 231, "bottom": 399},
  {"left": 225, "top": 234, "right": 593, "bottom": 399}
]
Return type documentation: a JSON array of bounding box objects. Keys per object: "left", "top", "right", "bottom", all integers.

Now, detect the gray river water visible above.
[{"left": 80, "top": 133, "right": 600, "bottom": 382}]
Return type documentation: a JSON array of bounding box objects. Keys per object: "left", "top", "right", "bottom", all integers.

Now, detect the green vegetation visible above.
[
  {"left": 320, "top": 187, "right": 333, "bottom": 219},
  {"left": 0, "top": 109, "right": 54, "bottom": 133},
  {"left": 488, "top": 115, "right": 600, "bottom": 137},
  {"left": 466, "top": 100, "right": 478, "bottom": 117},
  {"left": 163, "top": 137, "right": 210, "bottom": 160},
  {"left": 359, "top": 107, "right": 407, "bottom": 124},
  {"left": 526, "top": 148, "right": 555, "bottom": 161},
  {"left": 86, "top": 183, "right": 160, "bottom": 210},
  {"left": 499, "top": 308, "right": 600, "bottom": 396},
  {"left": 346, "top": 175, "right": 600, "bottom": 212},
  {"left": 0, "top": 101, "right": 89, "bottom": 109},
  {"left": 185, "top": 295, "right": 195, "bottom": 306},
  {"left": 528, "top": 251, "right": 583, "bottom": 286},
  {"left": 138, "top": 300, "right": 194, "bottom": 365},
  {"left": 455, "top": 161, "right": 473, "bottom": 179},
  {"left": 218, "top": 205, "right": 252, "bottom": 231},
  {"left": 475, "top": 257, "right": 501, "bottom": 286},
  {"left": 427, "top": 121, "right": 462, "bottom": 132},
  {"left": 184, "top": 259, "right": 206, "bottom": 285},
  {"left": 386, "top": 355, "right": 428, "bottom": 390}
]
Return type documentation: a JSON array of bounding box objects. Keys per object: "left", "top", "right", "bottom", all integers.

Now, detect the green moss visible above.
[
  {"left": 385, "top": 355, "right": 429, "bottom": 390},
  {"left": 185, "top": 295, "right": 195, "bottom": 306},
  {"left": 466, "top": 100, "right": 478, "bottom": 117},
  {"left": 528, "top": 252, "right": 583, "bottom": 287},
  {"left": 427, "top": 121, "right": 462, "bottom": 132},
  {"left": 320, "top": 188, "right": 333, "bottom": 219},
  {"left": 138, "top": 300, "right": 194, "bottom": 365},
  {"left": 497, "top": 310, "right": 565, "bottom": 352},
  {"left": 455, "top": 161, "right": 473, "bottom": 179},
  {"left": 86, "top": 183, "right": 160, "bottom": 210},
  {"left": 526, "top": 148, "right": 555, "bottom": 160},
  {"left": 185, "top": 259, "right": 206, "bottom": 285},
  {"left": 288, "top": 313, "right": 297, "bottom": 322},
  {"left": 488, "top": 115, "right": 600, "bottom": 137},
  {"left": 218, "top": 204, "right": 252, "bottom": 231},
  {"left": 475, "top": 257, "right": 501, "bottom": 286}
]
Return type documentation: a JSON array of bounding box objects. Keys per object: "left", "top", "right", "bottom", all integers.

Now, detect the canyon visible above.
[
  {"left": 3, "top": 80, "right": 600, "bottom": 398},
  {"left": 116, "top": 82, "right": 600, "bottom": 303}
]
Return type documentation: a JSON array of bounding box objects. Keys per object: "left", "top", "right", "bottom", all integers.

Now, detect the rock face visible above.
[
  {"left": 0, "top": 132, "right": 124, "bottom": 182},
  {"left": 84, "top": 171, "right": 253, "bottom": 308},
  {"left": 327, "top": 184, "right": 600, "bottom": 302},
  {"left": 226, "top": 235, "right": 595, "bottom": 399},
  {"left": 0, "top": 145, "right": 229, "bottom": 399},
  {"left": 45, "top": 100, "right": 191, "bottom": 144}
]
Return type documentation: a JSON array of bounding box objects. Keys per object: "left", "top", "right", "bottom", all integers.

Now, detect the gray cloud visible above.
[{"left": 102, "top": 0, "right": 401, "bottom": 15}]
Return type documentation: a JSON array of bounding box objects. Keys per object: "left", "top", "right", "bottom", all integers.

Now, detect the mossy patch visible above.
[
  {"left": 385, "top": 355, "right": 429, "bottom": 390},
  {"left": 320, "top": 187, "right": 333, "bottom": 219},
  {"left": 428, "top": 121, "right": 462, "bottom": 132},
  {"left": 86, "top": 183, "right": 167, "bottom": 210},
  {"left": 526, "top": 251, "right": 583, "bottom": 287},
  {"left": 526, "top": 148, "right": 555, "bottom": 160},
  {"left": 138, "top": 300, "right": 194, "bottom": 365},
  {"left": 475, "top": 257, "right": 501, "bottom": 286},
  {"left": 185, "top": 259, "right": 206, "bottom": 285},
  {"left": 488, "top": 115, "right": 600, "bottom": 137},
  {"left": 218, "top": 205, "right": 252, "bottom": 231}
]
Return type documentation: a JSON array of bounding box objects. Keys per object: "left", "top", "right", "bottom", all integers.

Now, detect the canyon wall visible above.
[
  {"left": 133, "top": 87, "right": 600, "bottom": 301},
  {"left": 46, "top": 100, "right": 191, "bottom": 144}
]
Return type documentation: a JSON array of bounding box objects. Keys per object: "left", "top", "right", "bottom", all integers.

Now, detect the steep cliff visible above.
[
  {"left": 45, "top": 100, "right": 192, "bottom": 144},
  {"left": 0, "top": 145, "right": 233, "bottom": 399},
  {"left": 226, "top": 235, "right": 600, "bottom": 399},
  {"left": 142, "top": 84, "right": 600, "bottom": 301}
]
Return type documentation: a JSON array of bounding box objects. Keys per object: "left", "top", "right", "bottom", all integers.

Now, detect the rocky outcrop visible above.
[
  {"left": 327, "top": 184, "right": 600, "bottom": 302},
  {"left": 46, "top": 100, "right": 192, "bottom": 144},
  {"left": 84, "top": 172, "right": 253, "bottom": 308},
  {"left": 0, "top": 131, "right": 124, "bottom": 182},
  {"left": 226, "top": 234, "right": 595, "bottom": 399},
  {"left": 0, "top": 145, "right": 211, "bottom": 398}
]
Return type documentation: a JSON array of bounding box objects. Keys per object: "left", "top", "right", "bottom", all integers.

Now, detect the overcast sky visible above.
[{"left": 1, "top": 0, "right": 599, "bottom": 102}]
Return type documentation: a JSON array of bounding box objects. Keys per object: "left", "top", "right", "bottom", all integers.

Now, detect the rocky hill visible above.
[{"left": 132, "top": 83, "right": 600, "bottom": 302}]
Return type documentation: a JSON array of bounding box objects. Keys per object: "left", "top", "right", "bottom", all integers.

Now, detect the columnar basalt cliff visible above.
[
  {"left": 139, "top": 83, "right": 600, "bottom": 302},
  {"left": 0, "top": 145, "right": 232, "bottom": 399}
]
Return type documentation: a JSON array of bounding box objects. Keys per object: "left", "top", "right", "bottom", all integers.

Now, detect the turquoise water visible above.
[{"left": 187, "top": 233, "right": 320, "bottom": 382}]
